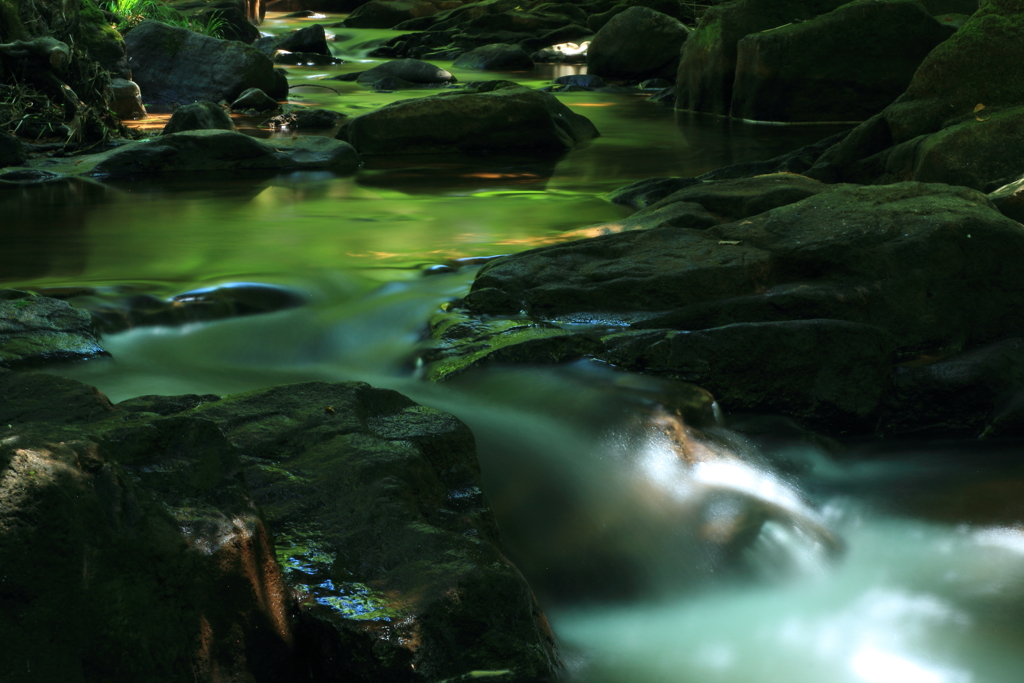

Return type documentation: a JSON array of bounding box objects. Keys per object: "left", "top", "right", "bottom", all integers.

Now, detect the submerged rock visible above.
[
  {"left": 24, "top": 130, "right": 360, "bottom": 177},
  {"left": 353, "top": 57, "right": 456, "bottom": 84},
  {"left": 52, "top": 282, "right": 308, "bottom": 335},
  {"left": 344, "top": 85, "right": 598, "bottom": 154},
  {"left": 452, "top": 43, "right": 535, "bottom": 70},
  {"left": 0, "top": 290, "right": 108, "bottom": 368}
]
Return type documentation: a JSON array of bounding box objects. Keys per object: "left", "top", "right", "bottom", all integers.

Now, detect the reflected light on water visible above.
[
  {"left": 972, "top": 526, "right": 1024, "bottom": 554},
  {"left": 849, "top": 646, "right": 970, "bottom": 683}
]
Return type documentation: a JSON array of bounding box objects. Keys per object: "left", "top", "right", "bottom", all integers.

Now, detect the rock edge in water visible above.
[{"left": 0, "top": 370, "right": 559, "bottom": 682}]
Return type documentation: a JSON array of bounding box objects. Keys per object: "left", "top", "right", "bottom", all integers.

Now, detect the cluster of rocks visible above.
[
  {"left": 353, "top": 0, "right": 706, "bottom": 67},
  {"left": 417, "top": 0, "right": 1024, "bottom": 442},
  {"left": 9, "top": 1, "right": 1024, "bottom": 680},
  {"left": 674, "top": 0, "right": 976, "bottom": 122},
  {"left": 0, "top": 367, "right": 560, "bottom": 682}
]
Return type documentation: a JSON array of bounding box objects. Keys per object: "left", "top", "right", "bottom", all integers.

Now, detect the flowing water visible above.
[{"left": 7, "top": 15, "right": 1024, "bottom": 682}]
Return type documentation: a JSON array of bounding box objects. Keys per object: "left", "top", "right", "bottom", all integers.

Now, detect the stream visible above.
[{"left": 7, "top": 14, "right": 1024, "bottom": 682}]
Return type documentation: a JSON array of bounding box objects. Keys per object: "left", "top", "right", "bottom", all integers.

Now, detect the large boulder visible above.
[
  {"left": 870, "top": 105, "right": 1024, "bottom": 190},
  {"left": 0, "top": 370, "right": 296, "bottom": 683},
  {"left": 124, "top": 20, "right": 287, "bottom": 105},
  {"left": 587, "top": 6, "right": 690, "bottom": 81},
  {"left": 675, "top": 0, "right": 849, "bottom": 115},
  {"left": 884, "top": 0, "right": 1021, "bottom": 143},
  {"left": 730, "top": 0, "right": 954, "bottom": 123},
  {"left": 881, "top": 338, "right": 1024, "bottom": 437},
  {"left": 1, "top": 370, "right": 562, "bottom": 681},
  {"left": 344, "top": 84, "right": 599, "bottom": 154},
  {"left": 422, "top": 182, "right": 1024, "bottom": 431},
  {"left": 810, "top": 1, "right": 1024, "bottom": 181},
  {"left": 0, "top": 290, "right": 108, "bottom": 368},
  {"left": 600, "top": 319, "right": 896, "bottom": 429},
  {"left": 467, "top": 182, "right": 1024, "bottom": 349},
  {"left": 183, "top": 381, "right": 561, "bottom": 681}
]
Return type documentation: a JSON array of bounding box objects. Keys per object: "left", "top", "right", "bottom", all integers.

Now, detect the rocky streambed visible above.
[{"left": 6, "top": 1, "right": 1024, "bottom": 682}]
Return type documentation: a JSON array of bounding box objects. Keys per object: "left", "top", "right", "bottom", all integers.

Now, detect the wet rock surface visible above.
[
  {"left": 254, "top": 22, "right": 332, "bottom": 56},
  {"left": 452, "top": 43, "right": 535, "bottom": 70},
  {"left": 348, "top": 58, "right": 456, "bottom": 85},
  {"left": 18, "top": 130, "right": 360, "bottom": 177},
  {"left": 189, "top": 381, "right": 560, "bottom": 681},
  {"left": 423, "top": 182, "right": 1024, "bottom": 433},
  {"left": 0, "top": 371, "right": 294, "bottom": 683},
  {"left": 343, "top": 84, "right": 598, "bottom": 154},
  {"left": 881, "top": 338, "right": 1024, "bottom": 438},
  {"left": 162, "top": 101, "right": 236, "bottom": 135},
  {"left": 105, "top": 78, "right": 147, "bottom": 121},
  {"left": 231, "top": 87, "right": 281, "bottom": 112},
  {"left": 42, "top": 282, "right": 308, "bottom": 335},
  {"left": 0, "top": 372, "right": 560, "bottom": 682},
  {"left": 0, "top": 290, "right": 108, "bottom": 368}
]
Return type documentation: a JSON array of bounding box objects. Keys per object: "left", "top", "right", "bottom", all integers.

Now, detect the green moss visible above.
[
  {"left": 0, "top": 0, "right": 27, "bottom": 41},
  {"left": 688, "top": 15, "right": 723, "bottom": 50},
  {"left": 80, "top": 0, "right": 125, "bottom": 47}
]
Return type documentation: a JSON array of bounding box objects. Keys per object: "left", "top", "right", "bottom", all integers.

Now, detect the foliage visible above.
[{"left": 104, "top": 0, "right": 227, "bottom": 38}]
